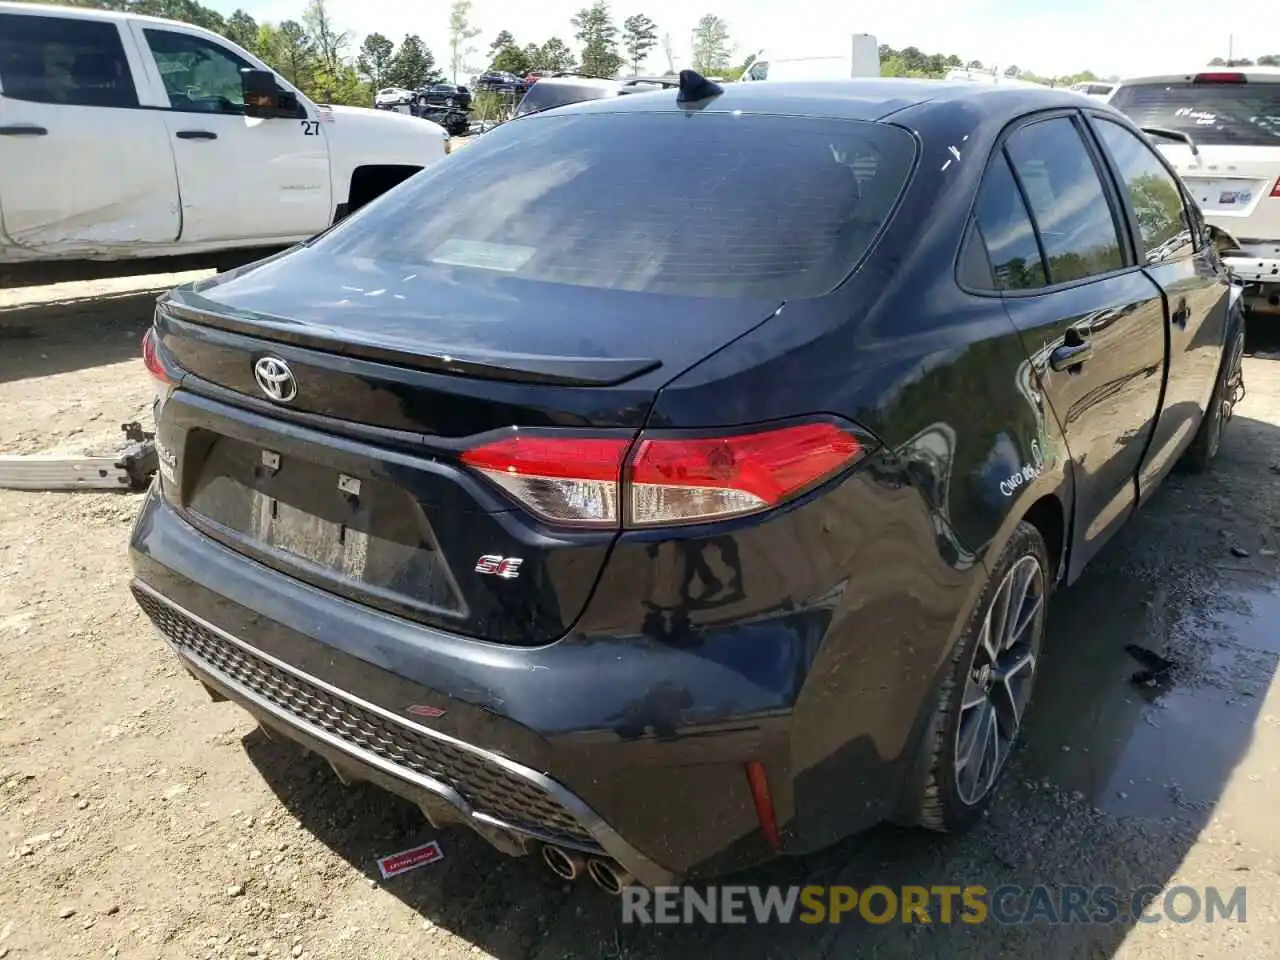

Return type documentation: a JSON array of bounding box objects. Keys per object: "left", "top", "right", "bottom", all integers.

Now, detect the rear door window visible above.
[
  {"left": 970, "top": 152, "right": 1048, "bottom": 291},
  {"left": 1005, "top": 117, "right": 1126, "bottom": 284},
  {"left": 1092, "top": 117, "right": 1195, "bottom": 264},
  {"left": 312, "top": 112, "right": 918, "bottom": 299},
  {"left": 1109, "top": 80, "right": 1280, "bottom": 146},
  {"left": 0, "top": 13, "right": 138, "bottom": 108}
]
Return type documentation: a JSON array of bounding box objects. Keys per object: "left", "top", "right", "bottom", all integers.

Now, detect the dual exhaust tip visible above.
[{"left": 541, "top": 844, "right": 633, "bottom": 895}]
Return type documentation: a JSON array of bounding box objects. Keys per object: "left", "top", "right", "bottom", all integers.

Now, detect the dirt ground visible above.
[{"left": 1, "top": 274, "right": 1278, "bottom": 960}]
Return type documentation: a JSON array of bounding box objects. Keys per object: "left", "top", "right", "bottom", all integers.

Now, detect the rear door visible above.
[
  {"left": 979, "top": 113, "right": 1168, "bottom": 577},
  {"left": 0, "top": 10, "right": 179, "bottom": 251},
  {"left": 129, "top": 21, "right": 331, "bottom": 244},
  {"left": 1087, "top": 114, "right": 1231, "bottom": 495}
]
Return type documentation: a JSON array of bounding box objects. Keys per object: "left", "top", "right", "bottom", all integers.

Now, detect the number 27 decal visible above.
[{"left": 300, "top": 120, "right": 320, "bottom": 136}]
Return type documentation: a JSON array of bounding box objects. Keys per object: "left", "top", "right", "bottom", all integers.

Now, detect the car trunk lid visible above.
[{"left": 151, "top": 252, "right": 784, "bottom": 646}]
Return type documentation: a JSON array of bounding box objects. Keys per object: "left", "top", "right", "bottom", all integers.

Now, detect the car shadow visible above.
[
  {"left": 0, "top": 273, "right": 208, "bottom": 385},
  {"left": 242, "top": 408, "right": 1280, "bottom": 959}
]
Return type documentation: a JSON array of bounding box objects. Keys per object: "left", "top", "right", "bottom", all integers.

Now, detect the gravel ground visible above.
[{"left": 1, "top": 275, "right": 1278, "bottom": 959}]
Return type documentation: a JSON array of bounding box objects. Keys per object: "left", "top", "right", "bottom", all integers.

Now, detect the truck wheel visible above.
[
  {"left": 910, "top": 521, "right": 1049, "bottom": 832},
  {"left": 1181, "top": 323, "right": 1246, "bottom": 473}
]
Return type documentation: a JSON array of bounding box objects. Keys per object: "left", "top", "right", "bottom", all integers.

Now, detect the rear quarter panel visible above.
[{"left": 636, "top": 99, "right": 1077, "bottom": 847}]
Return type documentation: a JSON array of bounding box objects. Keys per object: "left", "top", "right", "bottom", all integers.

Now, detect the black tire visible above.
[
  {"left": 1181, "top": 321, "right": 1245, "bottom": 473},
  {"left": 912, "top": 521, "right": 1050, "bottom": 832}
]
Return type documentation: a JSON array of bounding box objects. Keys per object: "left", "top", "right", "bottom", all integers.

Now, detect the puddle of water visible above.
[
  {"left": 1019, "top": 573, "right": 1279, "bottom": 821},
  {"left": 1211, "top": 588, "right": 1280, "bottom": 655}
]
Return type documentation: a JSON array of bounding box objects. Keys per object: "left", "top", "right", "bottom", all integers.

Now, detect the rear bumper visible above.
[
  {"left": 133, "top": 578, "right": 671, "bottom": 885},
  {"left": 128, "top": 488, "right": 805, "bottom": 882},
  {"left": 1222, "top": 252, "right": 1280, "bottom": 286}
]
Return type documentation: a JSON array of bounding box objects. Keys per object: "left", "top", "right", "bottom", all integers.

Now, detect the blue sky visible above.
[{"left": 207, "top": 0, "right": 1258, "bottom": 80}]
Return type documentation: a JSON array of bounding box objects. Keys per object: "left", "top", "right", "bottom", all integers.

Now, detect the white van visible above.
[
  {"left": 1108, "top": 67, "right": 1280, "bottom": 306},
  {"left": 740, "top": 34, "right": 880, "bottom": 82}
]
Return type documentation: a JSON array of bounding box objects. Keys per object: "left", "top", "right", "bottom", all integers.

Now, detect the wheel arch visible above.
[{"left": 339, "top": 164, "right": 424, "bottom": 221}]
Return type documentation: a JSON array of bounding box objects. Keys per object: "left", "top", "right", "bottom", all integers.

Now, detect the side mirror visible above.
[{"left": 241, "top": 68, "right": 298, "bottom": 118}]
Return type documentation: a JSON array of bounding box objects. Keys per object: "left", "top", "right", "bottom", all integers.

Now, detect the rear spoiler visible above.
[
  {"left": 1141, "top": 126, "right": 1201, "bottom": 158},
  {"left": 158, "top": 299, "right": 662, "bottom": 388}
]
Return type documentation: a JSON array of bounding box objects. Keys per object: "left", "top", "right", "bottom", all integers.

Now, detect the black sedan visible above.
[
  {"left": 473, "top": 70, "right": 528, "bottom": 96},
  {"left": 416, "top": 82, "right": 471, "bottom": 111},
  {"left": 130, "top": 74, "right": 1244, "bottom": 892}
]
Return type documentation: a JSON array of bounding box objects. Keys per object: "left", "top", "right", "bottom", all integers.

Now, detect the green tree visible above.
[
  {"left": 386, "top": 34, "right": 441, "bottom": 89},
  {"left": 1004, "top": 64, "right": 1021, "bottom": 77},
  {"left": 357, "top": 32, "right": 395, "bottom": 89},
  {"left": 130, "top": 0, "right": 224, "bottom": 31},
  {"left": 314, "top": 62, "right": 367, "bottom": 105},
  {"left": 621, "top": 13, "right": 658, "bottom": 76},
  {"left": 269, "top": 20, "right": 318, "bottom": 91},
  {"left": 489, "top": 30, "right": 516, "bottom": 55},
  {"left": 1129, "top": 172, "right": 1185, "bottom": 249},
  {"left": 448, "top": 0, "right": 482, "bottom": 82},
  {"left": 1259, "top": 54, "right": 1280, "bottom": 66},
  {"left": 493, "top": 45, "right": 532, "bottom": 75},
  {"left": 572, "top": 1, "right": 623, "bottom": 78},
  {"left": 224, "top": 9, "right": 260, "bottom": 55},
  {"left": 302, "top": 0, "right": 348, "bottom": 81},
  {"left": 537, "top": 36, "right": 576, "bottom": 72},
  {"left": 488, "top": 30, "right": 531, "bottom": 74},
  {"left": 690, "top": 13, "right": 732, "bottom": 75}
]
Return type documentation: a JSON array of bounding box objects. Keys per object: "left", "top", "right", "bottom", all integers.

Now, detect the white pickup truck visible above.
[{"left": 0, "top": 1, "right": 448, "bottom": 286}]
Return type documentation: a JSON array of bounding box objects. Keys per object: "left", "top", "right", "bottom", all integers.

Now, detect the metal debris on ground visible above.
[{"left": 0, "top": 422, "right": 156, "bottom": 492}]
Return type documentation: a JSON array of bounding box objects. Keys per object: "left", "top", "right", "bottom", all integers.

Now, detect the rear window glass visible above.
[
  {"left": 312, "top": 113, "right": 918, "bottom": 299},
  {"left": 1109, "top": 80, "right": 1280, "bottom": 146},
  {"left": 513, "top": 81, "right": 619, "bottom": 117}
]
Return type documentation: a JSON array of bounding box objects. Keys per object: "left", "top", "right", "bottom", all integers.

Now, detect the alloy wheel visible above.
[{"left": 953, "top": 554, "right": 1045, "bottom": 806}]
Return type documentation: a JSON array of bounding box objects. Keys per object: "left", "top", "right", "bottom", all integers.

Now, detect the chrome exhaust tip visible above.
[
  {"left": 541, "top": 844, "right": 585, "bottom": 882},
  {"left": 586, "top": 857, "right": 634, "bottom": 895}
]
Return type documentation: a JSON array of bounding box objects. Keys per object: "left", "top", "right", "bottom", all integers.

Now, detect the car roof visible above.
[
  {"left": 1116, "top": 67, "right": 1280, "bottom": 84},
  {"left": 0, "top": 1, "right": 236, "bottom": 36},
  {"left": 543, "top": 78, "right": 1100, "bottom": 123}
]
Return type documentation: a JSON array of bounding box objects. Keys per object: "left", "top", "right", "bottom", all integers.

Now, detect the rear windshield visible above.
[
  {"left": 1109, "top": 80, "right": 1280, "bottom": 146},
  {"left": 311, "top": 112, "right": 917, "bottom": 299},
  {"left": 513, "top": 81, "right": 618, "bottom": 117}
]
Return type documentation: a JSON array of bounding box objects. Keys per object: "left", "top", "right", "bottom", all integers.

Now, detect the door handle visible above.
[
  {"left": 175, "top": 129, "right": 217, "bottom": 140},
  {"left": 1050, "top": 342, "right": 1093, "bottom": 372},
  {"left": 0, "top": 124, "right": 49, "bottom": 137},
  {"left": 1172, "top": 301, "right": 1191, "bottom": 328}
]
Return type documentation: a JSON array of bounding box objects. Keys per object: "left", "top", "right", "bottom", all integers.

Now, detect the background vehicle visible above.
[
  {"left": 1108, "top": 68, "right": 1280, "bottom": 312},
  {"left": 740, "top": 33, "right": 880, "bottom": 81},
  {"left": 1070, "top": 80, "right": 1114, "bottom": 100},
  {"left": 130, "top": 77, "right": 1243, "bottom": 891},
  {"left": 0, "top": 1, "right": 447, "bottom": 287},
  {"left": 374, "top": 86, "right": 415, "bottom": 107},
  {"left": 417, "top": 82, "right": 472, "bottom": 111},
  {"left": 511, "top": 75, "right": 623, "bottom": 118},
  {"left": 944, "top": 67, "right": 1048, "bottom": 88},
  {"left": 473, "top": 70, "right": 528, "bottom": 96}
]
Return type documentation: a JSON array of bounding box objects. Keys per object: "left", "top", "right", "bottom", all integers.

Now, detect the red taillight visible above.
[
  {"left": 1271, "top": 176, "right": 1280, "bottom": 198},
  {"left": 460, "top": 435, "right": 630, "bottom": 526},
  {"left": 1193, "top": 72, "right": 1246, "bottom": 84},
  {"left": 141, "top": 328, "right": 173, "bottom": 384},
  {"left": 628, "top": 422, "right": 862, "bottom": 526},
  {"left": 460, "top": 421, "right": 864, "bottom": 528}
]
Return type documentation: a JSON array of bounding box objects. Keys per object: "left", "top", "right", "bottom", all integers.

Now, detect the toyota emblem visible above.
[{"left": 253, "top": 356, "right": 297, "bottom": 403}]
